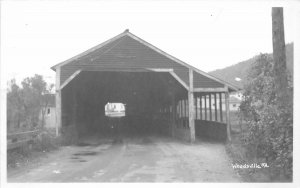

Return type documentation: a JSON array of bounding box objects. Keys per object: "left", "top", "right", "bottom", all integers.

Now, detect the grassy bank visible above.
[
  {"left": 226, "top": 111, "right": 282, "bottom": 182},
  {"left": 7, "top": 129, "right": 61, "bottom": 170}
]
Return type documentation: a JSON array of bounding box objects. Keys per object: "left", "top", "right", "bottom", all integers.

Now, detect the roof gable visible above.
[
  {"left": 72, "top": 35, "right": 182, "bottom": 69},
  {"left": 52, "top": 30, "right": 239, "bottom": 91}
]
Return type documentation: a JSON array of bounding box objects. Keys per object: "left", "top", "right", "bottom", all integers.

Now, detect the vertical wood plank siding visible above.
[
  {"left": 219, "top": 93, "right": 223, "bottom": 122},
  {"left": 199, "top": 95, "right": 202, "bottom": 120},
  {"left": 214, "top": 93, "right": 218, "bottom": 121},
  {"left": 209, "top": 94, "right": 212, "bottom": 121},
  {"left": 204, "top": 95, "right": 207, "bottom": 120}
]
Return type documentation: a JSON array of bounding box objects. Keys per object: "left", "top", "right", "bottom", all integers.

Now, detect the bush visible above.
[
  {"left": 239, "top": 54, "right": 293, "bottom": 181},
  {"left": 33, "top": 129, "right": 61, "bottom": 151}
]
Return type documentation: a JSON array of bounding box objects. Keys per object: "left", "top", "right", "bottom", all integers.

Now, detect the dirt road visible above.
[{"left": 8, "top": 136, "right": 240, "bottom": 182}]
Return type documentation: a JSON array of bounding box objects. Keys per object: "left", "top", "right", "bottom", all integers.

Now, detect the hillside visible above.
[{"left": 209, "top": 43, "right": 293, "bottom": 88}]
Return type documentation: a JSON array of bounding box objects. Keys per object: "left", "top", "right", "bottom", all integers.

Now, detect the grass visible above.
[
  {"left": 7, "top": 128, "right": 61, "bottom": 170},
  {"left": 225, "top": 111, "right": 272, "bottom": 182}
]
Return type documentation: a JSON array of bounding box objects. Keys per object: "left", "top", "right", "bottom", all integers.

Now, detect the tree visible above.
[
  {"left": 239, "top": 54, "right": 293, "bottom": 181},
  {"left": 238, "top": 7, "right": 293, "bottom": 181},
  {"left": 7, "top": 75, "right": 54, "bottom": 131},
  {"left": 7, "top": 79, "right": 24, "bottom": 131}
]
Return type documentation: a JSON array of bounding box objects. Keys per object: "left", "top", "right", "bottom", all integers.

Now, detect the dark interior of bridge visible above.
[{"left": 61, "top": 71, "right": 187, "bottom": 141}]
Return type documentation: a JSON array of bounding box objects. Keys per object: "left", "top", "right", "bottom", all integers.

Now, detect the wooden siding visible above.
[
  {"left": 195, "top": 120, "right": 227, "bottom": 141},
  {"left": 193, "top": 70, "right": 224, "bottom": 88},
  {"left": 59, "top": 34, "right": 225, "bottom": 89}
]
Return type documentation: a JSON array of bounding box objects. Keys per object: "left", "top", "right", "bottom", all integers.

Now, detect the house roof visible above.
[
  {"left": 229, "top": 96, "right": 241, "bottom": 103},
  {"left": 51, "top": 29, "right": 240, "bottom": 92}
]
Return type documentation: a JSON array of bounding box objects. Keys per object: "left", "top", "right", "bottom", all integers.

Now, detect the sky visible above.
[{"left": 0, "top": 0, "right": 297, "bottom": 85}]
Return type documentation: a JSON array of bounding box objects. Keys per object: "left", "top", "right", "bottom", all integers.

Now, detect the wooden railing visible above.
[{"left": 7, "top": 130, "right": 39, "bottom": 150}]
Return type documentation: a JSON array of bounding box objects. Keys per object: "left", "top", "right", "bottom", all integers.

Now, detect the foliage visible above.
[
  {"left": 7, "top": 79, "right": 24, "bottom": 130},
  {"left": 33, "top": 128, "right": 61, "bottom": 151},
  {"left": 239, "top": 54, "right": 293, "bottom": 181},
  {"left": 7, "top": 75, "right": 54, "bottom": 131},
  {"left": 7, "top": 128, "right": 61, "bottom": 169},
  {"left": 209, "top": 43, "right": 293, "bottom": 89}
]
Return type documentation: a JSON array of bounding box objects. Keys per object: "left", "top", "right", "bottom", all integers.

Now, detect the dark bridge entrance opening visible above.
[{"left": 61, "top": 71, "right": 187, "bottom": 143}]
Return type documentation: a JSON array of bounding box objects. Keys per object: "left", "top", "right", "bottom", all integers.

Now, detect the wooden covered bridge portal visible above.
[{"left": 51, "top": 30, "right": 239, "bottom": 143}]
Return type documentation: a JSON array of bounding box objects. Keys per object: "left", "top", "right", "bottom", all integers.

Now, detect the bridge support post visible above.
[
  {"left": 55, "top": 67, "right": 62, "bottom": 137},
  {"left": 214, "top": 93, "right": 218, "bottom": 121},
  {"left": 171, "top": 94, "right": 176, "bottom": 138},
  {"left": 225, "top": 89, "right": 231, "bottom": 142},
  {"left": 188, "top": 68, "right": 195, "bottom": 143}
]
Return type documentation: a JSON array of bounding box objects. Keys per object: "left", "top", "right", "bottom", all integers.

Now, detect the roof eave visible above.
[
  {"left": 228, "top": 84, "right": 242, "bottom": 92},
  {"left": 50, "top": 30, "right": 129, "bottom": 71},
  {"left": 126, "top": 32, "right": 242, "bottom": 92}
]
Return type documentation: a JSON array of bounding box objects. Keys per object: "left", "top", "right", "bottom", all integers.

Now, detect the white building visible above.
[{"left": 39, "top": 94, "right": 56, "bottom": 129}]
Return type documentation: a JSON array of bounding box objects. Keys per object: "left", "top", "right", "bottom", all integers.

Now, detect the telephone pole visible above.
[{"left": 272, "top": 7, "right": 288, "bottom": 105}]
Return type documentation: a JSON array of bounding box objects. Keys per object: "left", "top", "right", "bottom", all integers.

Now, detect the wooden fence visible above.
[{"left": 7, "top": 130, "right": 39, "bottom": 150}]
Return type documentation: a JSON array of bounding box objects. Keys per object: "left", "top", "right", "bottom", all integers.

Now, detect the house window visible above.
[
  {"left": 233, "top": 104, "right": 236, "bottom": 107},
  {"left": 47, "top": 108, "right": 51, "bottom": 115}
]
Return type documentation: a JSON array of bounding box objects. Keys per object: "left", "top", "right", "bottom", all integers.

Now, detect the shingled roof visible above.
[{"left": 52, "top": 30, "right": 240, "bottom": 92}]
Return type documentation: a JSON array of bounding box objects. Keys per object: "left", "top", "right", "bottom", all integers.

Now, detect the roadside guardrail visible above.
[{"left": 7, "top": 130, "right": 39, "bottom": 150}]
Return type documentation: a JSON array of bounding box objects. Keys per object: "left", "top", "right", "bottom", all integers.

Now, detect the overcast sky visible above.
[{"left": 1, "top": 0, "right": 297, "bottom": 84}]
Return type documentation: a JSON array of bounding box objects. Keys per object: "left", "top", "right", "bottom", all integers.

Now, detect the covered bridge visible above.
[{"left": 51, "top": 30, "right": 239, "bottom": 143}]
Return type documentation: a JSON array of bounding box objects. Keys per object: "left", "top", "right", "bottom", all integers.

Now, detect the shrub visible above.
[
  {"left": 239, "top": 54, "right": 293, "bottom": 181},
  {"left": 33, "top": 129, "right": 61, "bottom": 151}
]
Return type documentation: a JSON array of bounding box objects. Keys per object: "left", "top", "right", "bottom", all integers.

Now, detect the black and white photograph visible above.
[{"left": 0, "top": 0, "right": 299, "bottom": 186}]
